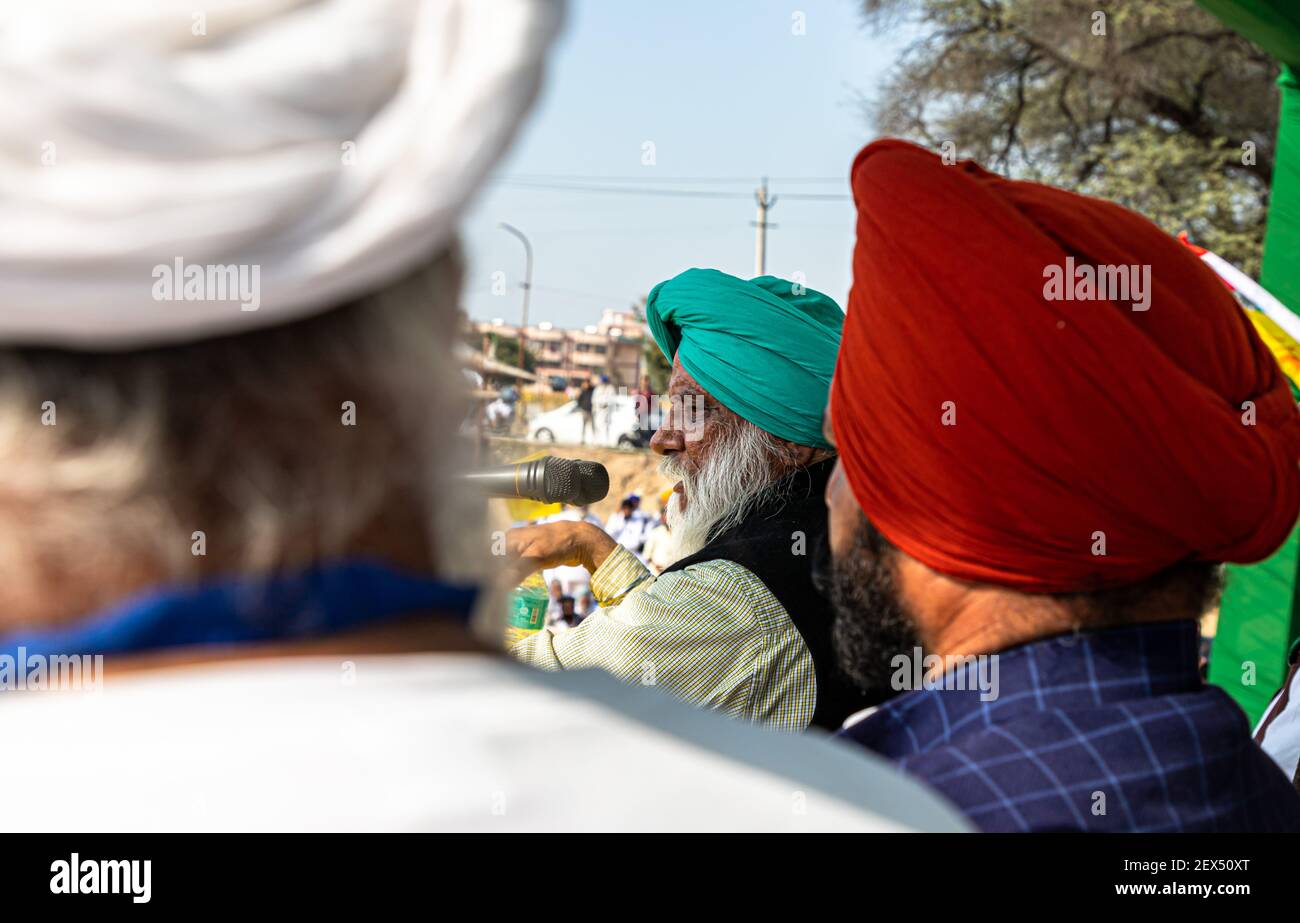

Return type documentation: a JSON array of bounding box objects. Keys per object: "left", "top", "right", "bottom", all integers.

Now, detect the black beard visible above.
[{"left": 813, "top": 514, "right": 922, "bottom": 699}]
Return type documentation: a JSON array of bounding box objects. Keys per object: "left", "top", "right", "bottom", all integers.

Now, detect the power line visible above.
[
  {"left": 501, "top": 173, "right": 845, "bottom": 185},
  {"left": 531, "top": 284, "right": 641, "bottom": 303},
  {"left": 491, "top": 175, "right": 852, "bottom": 282},
  {"left": 497, "top": 179, "right": 849, "bottom": 201},
  {"left": 526, "top": 223, "right": 742, "bottom": 236},
  {"left": 499, "top": 180, "right": 749, "bottom": 199}
]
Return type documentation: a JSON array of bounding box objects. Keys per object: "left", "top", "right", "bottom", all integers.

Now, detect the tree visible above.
[
  {"left": 642, "top": 338, "right": 671, "bottom": 393},
  {"left": 484, "top": 332, "right": 536, "bottom": 373},
  {"left": 860, "top": 0, "right": 1279, "bottom": 273}
]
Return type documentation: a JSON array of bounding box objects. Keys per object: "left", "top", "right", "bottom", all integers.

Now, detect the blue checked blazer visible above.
[{"left": 839, "top": 621, "right": 1300, "bottom": 832}]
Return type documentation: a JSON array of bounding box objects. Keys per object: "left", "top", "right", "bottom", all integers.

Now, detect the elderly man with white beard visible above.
[{"left": 508, "top": 269, "right": 876, "bottom": 731}]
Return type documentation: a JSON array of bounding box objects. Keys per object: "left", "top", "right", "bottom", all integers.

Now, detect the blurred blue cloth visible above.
[{"left": 0, "top": 560, "right": 477, "bottom": 659}]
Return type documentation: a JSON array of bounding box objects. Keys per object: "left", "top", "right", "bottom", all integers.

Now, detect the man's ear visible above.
[{"left": 789, "top": 442, "right": 818, "bottom": 466}]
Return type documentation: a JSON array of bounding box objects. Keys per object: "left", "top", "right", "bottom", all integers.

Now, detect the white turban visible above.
[{"left": 0, "top": 0, "right": 564, "bottom": 349}]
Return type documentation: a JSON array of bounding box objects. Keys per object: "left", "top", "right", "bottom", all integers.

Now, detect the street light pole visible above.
[{"left": 498, "top": 222, "right": 533, "bottom": 373}]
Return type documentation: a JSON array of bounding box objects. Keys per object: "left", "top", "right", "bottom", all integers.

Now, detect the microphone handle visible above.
[
  {"left": 461, "top": 455, "right": 607, "bottom": 505},
  {"left": 514, "top": 457, "right": 551, "bottom": 502},
  {"left": 460, "top": 457, "right": 554, "bottom": 504}
]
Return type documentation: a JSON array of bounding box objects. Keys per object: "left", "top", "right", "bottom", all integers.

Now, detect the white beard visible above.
[{"left": 660, "top": 418, "right": 789, "bottom": 562}]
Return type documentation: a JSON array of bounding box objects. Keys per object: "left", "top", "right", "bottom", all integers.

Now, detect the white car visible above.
[{"left": 529, "top": 396, "right": 643, "bottom": 447}]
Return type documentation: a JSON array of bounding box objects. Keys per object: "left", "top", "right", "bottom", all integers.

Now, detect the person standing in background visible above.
[
  {"left": 635, "top": 374, "right": 656, "bottom": 439},
  {"left": 593, "top": 374, "right": 616, "bottom": 443},
  {"left": 547, "top": 595, "right": 582, "bottom": 631},
  {"left": 604, "top": 495, "right": 651, "bottom": 555},
  {"left": 545, "top": 577, "right": 564, "bottom": 622},
  {"left": 576, "top": 378, "right": 595, "bottom": 443},
  {"left": 641, "top": 503, "right": 674, "bottom": 574}
]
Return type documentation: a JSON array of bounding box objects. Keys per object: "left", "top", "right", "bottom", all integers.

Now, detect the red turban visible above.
[{"left": 831, "top": 139, "right": 1300, "bottom": 593}]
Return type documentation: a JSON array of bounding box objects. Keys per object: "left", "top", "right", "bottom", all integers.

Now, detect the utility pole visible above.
[
  {"left": 498, "top": 222, "right": 533, "bottom": 372},
  {"left": 752, "top": 177, "right": 777, "bottom": 276}
]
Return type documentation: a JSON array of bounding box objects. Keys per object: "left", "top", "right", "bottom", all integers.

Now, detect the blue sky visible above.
[{"left": 461, "top": 0, "right": 914, "bottom": 328}]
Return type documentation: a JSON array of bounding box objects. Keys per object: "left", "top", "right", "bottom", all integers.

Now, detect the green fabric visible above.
[
  {"left": 645, "top": 268, "right": 844, "bottom": 449},
  {"left": 1211, "top": 72, "right": 1300, "bottom": 723},
  {"left": 1210, "top": 522, "right": 1300, "bottom": 722},
  {"left": 1262, "top": 68, "right": 1300, "bottom": 316},
  {"left": 1198, "top": 1, "right": 1300, "bottom": 722},
  {"left": 1197, "top": 0, "right": 1300, "bottom": 68}
]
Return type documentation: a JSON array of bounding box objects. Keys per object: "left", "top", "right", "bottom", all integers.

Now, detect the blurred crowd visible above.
[{"left": 527, "top": 491, "right": 673, "bottom": 629}]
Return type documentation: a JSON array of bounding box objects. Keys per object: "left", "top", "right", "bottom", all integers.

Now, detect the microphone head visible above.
[
  {"left": 543, "top": 457, "right": 610, "bottom": 505},
  {"left": 571, "top": 459, "right": 610, "bottom": 505}
]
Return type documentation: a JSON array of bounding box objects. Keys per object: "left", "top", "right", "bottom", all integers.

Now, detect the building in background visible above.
[{"left": 470, "top": 306, "right": 645, "bottom": 392}]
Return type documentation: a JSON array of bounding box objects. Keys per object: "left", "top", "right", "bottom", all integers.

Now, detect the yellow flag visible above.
[
  {"left": 501, "top": 448, "right": 563, "bottom": 521},
  {"left": 1248, "top": 311, "right": 1300, "bottom": 387}
]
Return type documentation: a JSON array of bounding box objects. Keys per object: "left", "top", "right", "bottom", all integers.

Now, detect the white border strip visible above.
[{"left": 1200, "top": 250, "right": 1300, "bottom": 344}]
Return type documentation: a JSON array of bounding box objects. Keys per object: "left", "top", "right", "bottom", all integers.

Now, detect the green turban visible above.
[{"left": 645, "top": 268, "right": 844, "bottom": 449}]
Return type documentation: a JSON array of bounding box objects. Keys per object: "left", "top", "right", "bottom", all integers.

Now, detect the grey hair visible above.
[
  {"left": 0, "top": 247, "right": 480, "bottom": 630},
  {"left": 661, "top": 412, "right": 799, "bottom": 561}
]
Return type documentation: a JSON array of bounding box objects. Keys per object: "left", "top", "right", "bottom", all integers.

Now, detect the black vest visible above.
[{"left": 662, "top": 458, "right": 871, "bottom": 730}]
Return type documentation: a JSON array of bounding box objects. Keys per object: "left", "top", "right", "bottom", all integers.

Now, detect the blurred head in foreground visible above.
[
  {"left": 0, "top": 4, "right": 977, "bottom": 836},
  {"left": 825, "top": 139, "right": 1300, "bottom": 833},
  {"left": 0, "top": 0, "right": 562, "bottom": 634}
]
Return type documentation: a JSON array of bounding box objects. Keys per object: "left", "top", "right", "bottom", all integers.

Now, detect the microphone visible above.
[{"left": 462, "top": 456, "right": 610, "bottom": 505}]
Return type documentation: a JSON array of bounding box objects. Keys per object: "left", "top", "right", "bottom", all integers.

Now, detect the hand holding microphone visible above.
[{"left": 461, "top": 455, "right": 617, "bottom": 582}]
